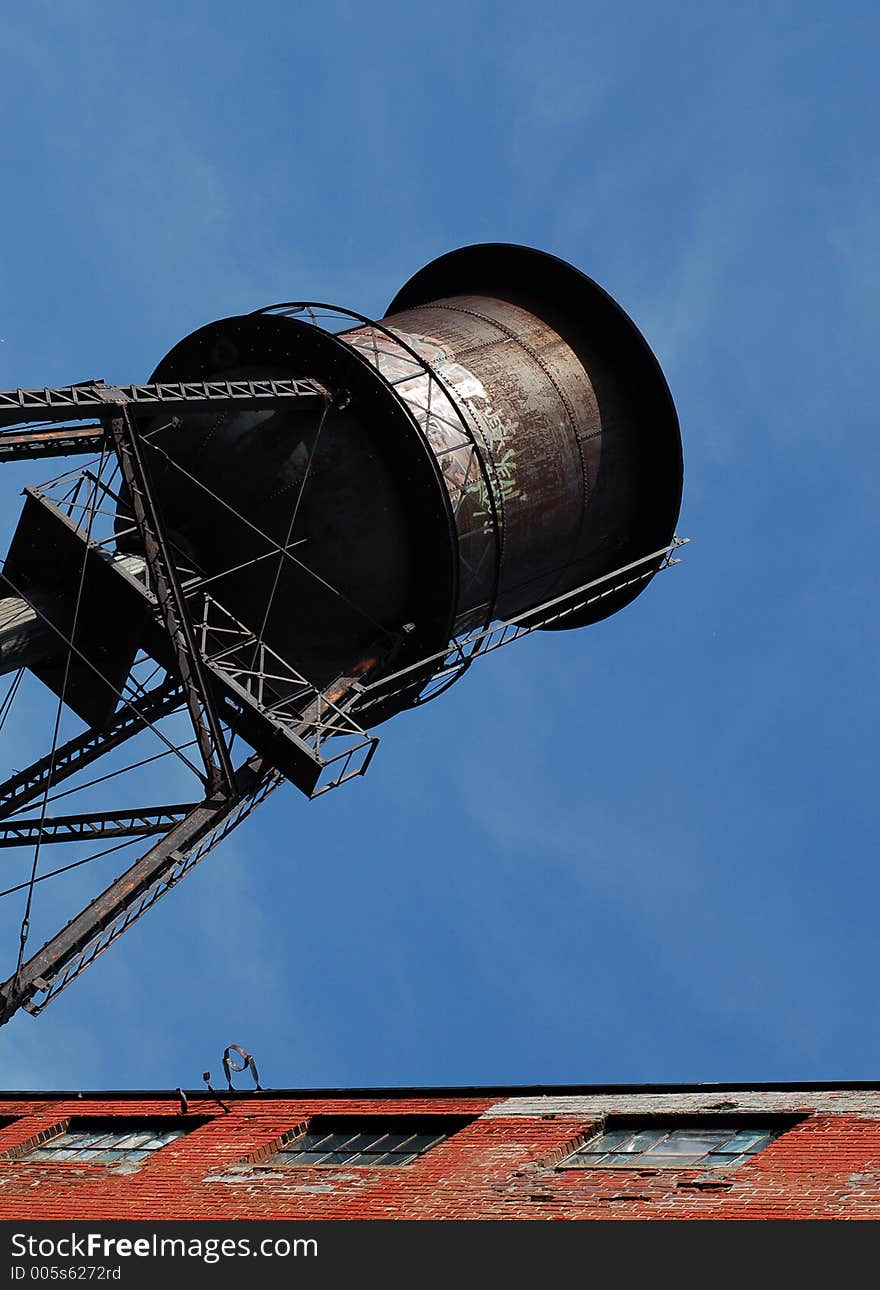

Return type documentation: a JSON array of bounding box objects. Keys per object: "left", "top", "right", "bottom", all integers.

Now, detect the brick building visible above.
[{"left": 0, "top": 1082, "right": 877, "bottom": 1220}]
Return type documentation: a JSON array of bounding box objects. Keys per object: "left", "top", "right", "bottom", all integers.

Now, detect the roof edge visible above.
[{"left": 0, "top": 1080, "right": 877, "bottom": 1101}]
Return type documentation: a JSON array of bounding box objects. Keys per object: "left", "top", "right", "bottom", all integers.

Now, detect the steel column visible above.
[{"left": 107, "top": 405, "right": 235, "bottom": 797}]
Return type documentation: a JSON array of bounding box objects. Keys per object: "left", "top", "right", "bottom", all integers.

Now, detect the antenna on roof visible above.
[{"left": 223, "top": 1044, "right": 262, "bottom": 1092}]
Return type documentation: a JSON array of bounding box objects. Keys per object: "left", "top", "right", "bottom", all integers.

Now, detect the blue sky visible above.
[{"left": 0, "top": 1, "right": 877, "bottom": 1091}]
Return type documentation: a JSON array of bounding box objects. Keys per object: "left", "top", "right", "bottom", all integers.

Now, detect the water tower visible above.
[{"left": 0, "top": 244, "right": 684, "bottom": 1023}]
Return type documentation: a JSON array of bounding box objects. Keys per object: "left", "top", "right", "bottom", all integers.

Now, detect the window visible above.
[
  {"left": 561, "top": 1118, "right": 793, "bottom": 1170},
  {"left": 22, "top": 1120, "right": 189, "bottom": 1165},
  {"left": 267, "top": 1116, "right": 470, "bottom": 1167}
]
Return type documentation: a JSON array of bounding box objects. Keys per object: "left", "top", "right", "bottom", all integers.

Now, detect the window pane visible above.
[
  {"left": 346, "top": 1135, "right": 381, "bottom": 1155},
  {"left": 583, "top": 1130, "right": 632, "bottom": 1154},
  {"left": 111, "top": 1134, "right": 143, "bottom": 1150},
  {"left": 711, "top": 1152, "right": 751, "bottom": 1168},
  {"left": 337, "top": 1133, "right": 373, "bottom": 1154},
  {"left": 403, "top": 1134, "right": 443, "bottom": 1154},
  {"left": 362, "top": 1134, "right": 411, "bottom": 1154},
  {"left": 315, "top": 1133, "right": 356, "bottom": 1153},
  {"left": 328, "top": 1148, "right": 368, "bottom": 1165},
  {"left": 717, "top": 1130, "right": 771, "bottom": 1154},
  {"left": 95, "top": 1135, "right": 128, "bottom": 1150},
  {"left": 647, "top": 1131, "right": 732, "bottom": 1157},
  {"left": 619, "top": 1130, "right": 667, "bottom": 1153},
  {"left": 297, "top": 1133, "right": 331, "bottom": 1151},
  {"left": 68, "top": 1133, "right": 105, "bottom": 1149}
]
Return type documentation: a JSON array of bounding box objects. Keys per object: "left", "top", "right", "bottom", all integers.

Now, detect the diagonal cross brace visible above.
[
  {"left": 0, "top": 756, "right": 273, "bottom": 1025},
  {"left": 107, "top": 405, "right": 236, "bottom": 797},
  {"left": 0, "top": 679, "right": 183, "bottom": 820}
]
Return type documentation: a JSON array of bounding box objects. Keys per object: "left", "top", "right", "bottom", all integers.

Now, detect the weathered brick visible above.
[{"left": 0, "top": 1087, "right": 876, "bottom": 1219}]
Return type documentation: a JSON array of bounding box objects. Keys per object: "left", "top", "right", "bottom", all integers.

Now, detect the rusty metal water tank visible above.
[{"left": 125, "top": 243, "right": 682, "bottom": 721}]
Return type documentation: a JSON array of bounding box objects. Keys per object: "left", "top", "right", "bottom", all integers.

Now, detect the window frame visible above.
[
  {"left": 557, "top": 1114, "right": 802, "bottom": 1171},
  {"left": 12, "top": 1117, "right": 200, "bottom": 1166},
  {"left": 262, "top": 1115, "right": 473, "bottom": 1169}
]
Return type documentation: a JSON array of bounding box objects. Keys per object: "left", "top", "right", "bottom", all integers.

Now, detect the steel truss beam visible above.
[
  {"left": 0, "top": 805, "right": 197, "bottom": 847},
  {"left": 0, "top": 425, "right": 106, "bottom": 463},
  {"left": 0, "top": 378, "right": 330, "bottom": 461},
  {"left": 0, "top": 756, "right": 276, "bottom": 1024},
  {"left": 0, "top": 679, "right": 183, "bottom": 820},
  {"left": 0, "top": 378, "right": 328, "bottom": 430},
  {"left": 357, "top": 541, "right": 688, "bottom": 716}
]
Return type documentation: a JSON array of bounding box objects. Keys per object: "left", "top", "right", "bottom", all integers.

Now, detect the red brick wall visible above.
[{"left": 0, "top": 1091, "right": 878, "bottom": 1220}]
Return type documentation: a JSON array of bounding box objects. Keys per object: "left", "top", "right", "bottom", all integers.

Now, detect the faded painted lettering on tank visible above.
[
  {"left": 343, "top": 327, "right": 480, "bottom": 504},
  {"left": 341, "top": 325, "right": 507, "bottom": 628},
  {"left": 349, "top": 326, "right": 524, "bottom": 529}
]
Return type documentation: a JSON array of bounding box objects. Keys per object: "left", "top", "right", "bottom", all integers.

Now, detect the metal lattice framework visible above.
[
  {"left": 0, "top": 355, "right": 686, "bottom": 1025},
  {"left": 0, "top": 375, "right": 379, "bottom": 1023}
]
